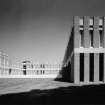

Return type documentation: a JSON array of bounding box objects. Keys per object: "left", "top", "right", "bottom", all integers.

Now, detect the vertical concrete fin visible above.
[
  {"left": 84, "top": 16, "right": 90, "bottom": 83},
  {"left": 84, "top": 53, "right": 89, "bottom": 83},
  {"left": 104, "top": 54, "right": 105, "bottom": 82},
  {"left": 94, "top": 53, "right": 99, "bottom": 82},
  {"left": 103, "top": 17, "right": 105, "bottom": 48},
  {"left": 0, "top": 52, "right": 1, "bottom": 68},
  {"left": 93, "top": 16, "right": 100, "bottom": 48},
  {"left": 84, "top": 16, "right": 90, "bottom": 48},
  {"left": 74, "top": 16, "right": 81, "bottom": 48},
  {"left": 71, "top": 54, "right": 74, "bottom": 82},
  {"left": 103, "top": 17, "right": 105, "bottom": 82},
  {"left": 74, "top": 53, "right": 80, "bottom": 84}
]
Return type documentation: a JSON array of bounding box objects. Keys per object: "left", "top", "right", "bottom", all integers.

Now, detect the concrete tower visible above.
[{"left": 63, "top": 16, "right": 105, "bottom": 84}]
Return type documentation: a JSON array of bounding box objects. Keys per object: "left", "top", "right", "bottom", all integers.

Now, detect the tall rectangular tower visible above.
[{"left": 63, "top": 16, "right": 105, "bottom": 84}]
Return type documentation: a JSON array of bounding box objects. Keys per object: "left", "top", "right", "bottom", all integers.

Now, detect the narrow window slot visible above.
[
  {"left": 89, "top": 30, "right": 93, "bottom": 47},
  {"left": 90, "top": 53, "right": 94, "bottom": 82},
  {"left": 99, "top": 30, "right": 103, "bottom": 47},
  {"left": 80, "top": 53, "right": 84, "bottom": 81},
  {"left": 80, "top": 30, "right": 84, "bottom": 47},
  {"left": 99, "top": 53, "right": 104, "bottom": 81}
]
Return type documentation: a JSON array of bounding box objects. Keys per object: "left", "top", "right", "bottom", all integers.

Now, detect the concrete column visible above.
[
  {"left": 93, "top": 16, "right": 100, "bottom": 48},
  {"left": 74, "top": 53, "right": 80, "bottom": 84},
  {"left": 93, "top": 17, "right": 100, "bottom": 83},
  {"left": 0, "top": 52, "right": 1, "bottom": 67},
  {"left": 103, "top": 17, "right": 105, "bottom": 82},
  {"left": 104, "top": 54, "right": 105, "bottom": 82},
  {"left": 0, "top": 52, "right": 1, "bottom": 76},
  {"left": 74, "top": 16, "right": 81, "bottom": 48},
  {"left": 1, "top": 55, "right": 4, "bottom": 69},
  {"left": 4, "top": 54, "right": 6, "bottom": 70},
  {"left": 103, "top": 17, "right": 105, "bottom": 48},
  {"left": 94, "top": 53, "right": 99, "bottom": 82},
  {"left": 1, "top": 53, "right": 3, "bottom": 67},
  {"left": 83, "top": 16, "right": 90, "bottom": 83},
  {"left": 73, "top": 16, "right": 81, "bottom": 84},
  {"left": 71, "top": 54, "right": 74, "bottom": 82},
  {"left": 84, "top": 16, "right": 90, "bottom": 48},
  {"left": 84, "top": 53, "right": 90, "bottom": 83}
]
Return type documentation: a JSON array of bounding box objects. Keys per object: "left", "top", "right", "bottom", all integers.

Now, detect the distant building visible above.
[
  {"left": 63, "top": 16, "right": 105, "bottom": 84},
  {"left": 0, "top": 51, "right": 9, "bottom": 68},
  {"left": 0, "top": 51, "right": 61, "bottom": 77},
  {"left": 22, "top": 60, "right": 33, "bottom": 70}
]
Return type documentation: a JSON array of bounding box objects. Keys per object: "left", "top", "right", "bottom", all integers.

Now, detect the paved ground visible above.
[
  {"left": 0, "top": 78, "right": 105, "bottom": 104},
  {"left": 0, "top": 78, "right": 76, "bottom": 95}
]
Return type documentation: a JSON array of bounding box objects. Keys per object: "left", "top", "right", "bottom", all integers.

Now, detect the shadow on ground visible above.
[
  {"left": 0, "top": 83, "right": 105, "bottom": 104},
  {"left": 55, "top": 62, "right": 71, "bottom": 82}
]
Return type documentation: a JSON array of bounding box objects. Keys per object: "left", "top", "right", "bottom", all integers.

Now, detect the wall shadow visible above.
[
  {"left": 55, "top": 62, "right": 71, "bottom": 82},
  {"left": 0, "top": 84, "right": 105, "bottom": 104}
]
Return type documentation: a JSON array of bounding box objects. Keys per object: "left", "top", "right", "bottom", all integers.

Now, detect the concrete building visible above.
[
  {"left": 0, "top": 51, "right": 10, "bottom": 76},
  {"left": 22, "top": 60, "right": 33, "bottom": 70},
  {"left": 63, "top": 16, "right": 105, "bottom": 84},
  {"left": 0, "top": 51, "right": 9, "bottom": 68}
]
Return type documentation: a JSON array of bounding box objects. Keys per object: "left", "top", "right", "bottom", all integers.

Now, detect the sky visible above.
[{"left": 0, "top": 0, "right": 105, "bottom": 64}]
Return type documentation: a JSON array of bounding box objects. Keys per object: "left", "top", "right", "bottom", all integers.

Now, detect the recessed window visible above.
[
  {"left": 89, "top": 30, "right": 93, "bottom": 47},
  {"left": 90, "top": 53, "right": 94, "bottom": 82},
  {"left": 80, "top": 30, "right": 84, "bottom": 47},
  {"left": 99, "top": 30, "right": 103, "bottom": 47},
  {"left": 80, "top": 53, "right": 84, "bottom": 82},
  {"left": 99, "top": 53, "right": 104, "bottom": 81}
]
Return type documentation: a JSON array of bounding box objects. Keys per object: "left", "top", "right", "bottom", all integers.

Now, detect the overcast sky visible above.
[{"left": 0, "top": 0, "right": 105, "bottom": 64}]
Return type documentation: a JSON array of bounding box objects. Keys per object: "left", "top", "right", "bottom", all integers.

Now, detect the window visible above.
[
  {"left": 80, "top": 53, "right": 84, "bottom": 81},
  {"left": 99, "top": 53, "right": 104, "bottom": 81},
  {"left": 89, "top": 30, "right": 93, "bottom": 47},
  {"left": 90, "top": 53, "right": 94, "bottom": 82},
  {"left": 99, "top": 30, "right": 103, "bottom": 47},
  {"left": 80, "top": 30, "right": 84, "bottom": 47}
]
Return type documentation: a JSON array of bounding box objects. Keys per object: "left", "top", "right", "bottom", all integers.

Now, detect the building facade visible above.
[
  {"left": 63, "top": 16, "right": 105, "bottom": 84},
  {"left": 0, "top": 51, "right": 9, "bottom": 68},
  {"left": 0, "top": 54, "right": 62, "bottom": 77}
]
